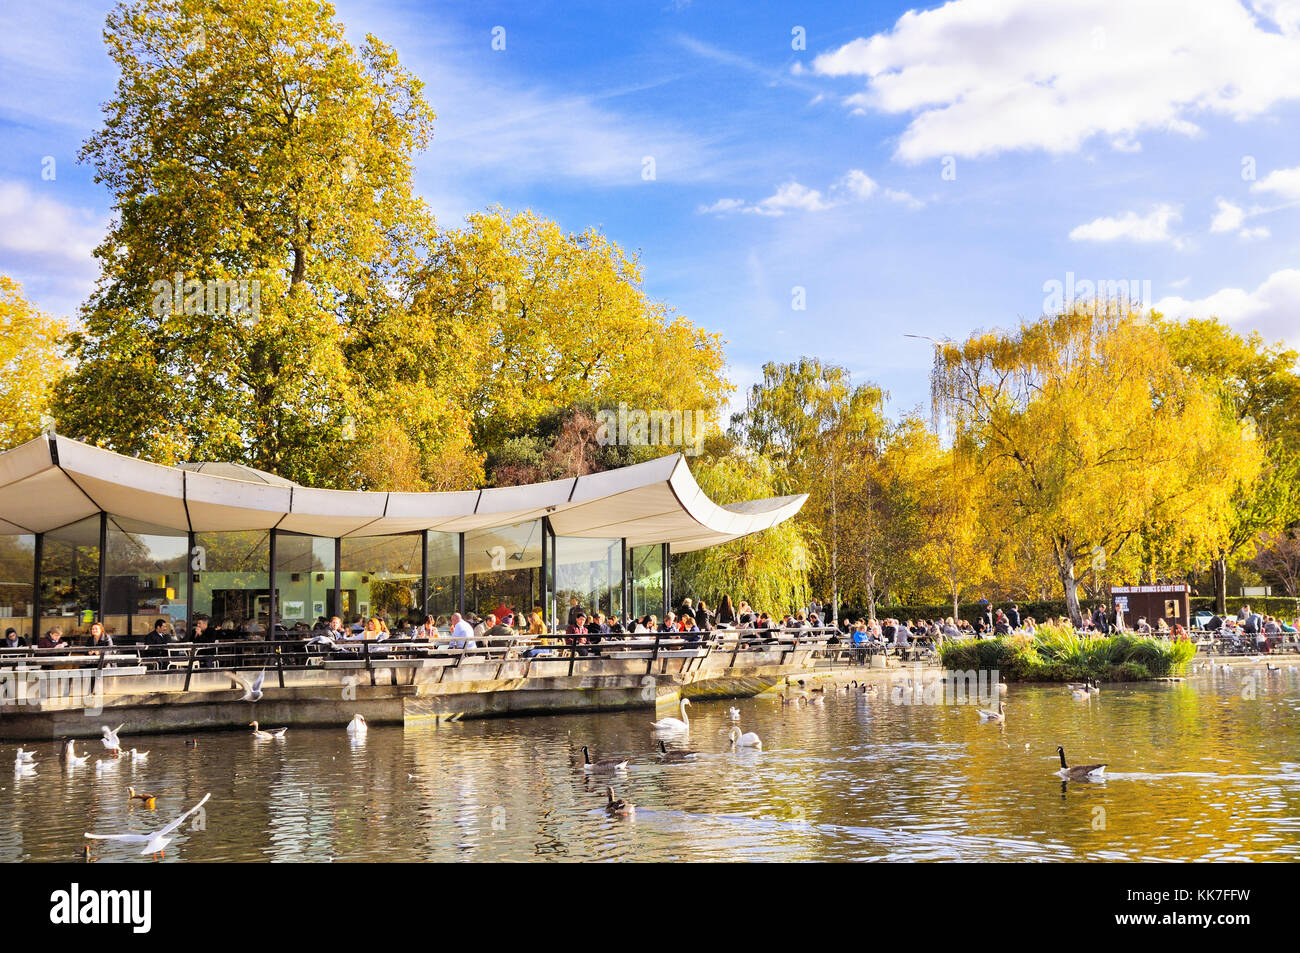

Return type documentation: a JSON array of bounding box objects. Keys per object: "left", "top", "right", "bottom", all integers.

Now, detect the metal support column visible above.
[
  {"left": 457, "top": 532, "right": 466, "bottom": 615},
  {"left": 268, "top": 528, "right": 278, "bottom": 636},
  {"left": 97, "top": 511, "right": 107, "bottom": 623}
]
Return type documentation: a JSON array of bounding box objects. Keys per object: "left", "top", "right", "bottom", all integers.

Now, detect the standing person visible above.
[
  {"left": 717, "top": 595, "right": 737, "bottom": 626},
  {"left": 677, "top": 597, "right": 697, "bottom": 624},
  {"left": 566, "top": 597, "right": 584, "bottom": 627},
  {"left": 695, "top": 599, "right": 715, "bottom": 632},
  {"left": 1007, "top": 604, "right": 1021, "bottom": 630}
]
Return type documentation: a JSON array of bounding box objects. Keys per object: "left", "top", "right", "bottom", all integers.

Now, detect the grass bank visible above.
[{"left": 937, "top": 623, "right": 1196, "bottom": 682}]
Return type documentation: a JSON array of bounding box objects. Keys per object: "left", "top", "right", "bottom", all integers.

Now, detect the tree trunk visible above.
[
  {"left": 952, "top": 588, "right": 959, "bottom": 625},
  {"left": 1212, "top": 554, "right": 1227, "bottom": 615},
  {"left": 1060, "top": 552, "right": 1083, "bottom": 628}
]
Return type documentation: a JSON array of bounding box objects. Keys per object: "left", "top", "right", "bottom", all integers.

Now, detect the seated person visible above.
[
  {"left": 485, "top": 613, "right": 515, "bottom": 640},
  {"left": 448, "top": 612, "right": 477, "bottom": 651},
  {"left": 2, "top": 627, "right": 26, "bottom": 649},
  {"left": 88, "top": 621, "right": 113, "bottom": 649},
  {"left": 143, "top": 618, "right": 172, "bottom": 657},
  {"left": 37, "top": 627, "right": 69, "bottom": 650},
  {"left": 565, "top": 614, "right": 590, "bottom": 655}
]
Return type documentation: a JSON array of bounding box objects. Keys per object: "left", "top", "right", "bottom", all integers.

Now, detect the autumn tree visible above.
[
  {"left": 931, "top": 305, "right": 1249, "bottom": 626},
  {"left": 0, "top": 276, "right": 67, "bottom": 451}
]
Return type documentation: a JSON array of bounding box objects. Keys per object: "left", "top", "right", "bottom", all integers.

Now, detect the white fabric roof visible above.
[{"left": 0, "top": 436, "right": 805, "bottom": 553}]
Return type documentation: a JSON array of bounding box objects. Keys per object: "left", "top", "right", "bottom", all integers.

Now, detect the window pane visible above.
[
  {"left": 193, "top": 530, "right": 270, "bottom": 636},
  {"left": 464, "top": 520, "right": 542, "bottom": 627},
  {"left": 340, "top": 534, "right": 422, "bottom": 628},
  {"left": 275, "top": 533, "right": 336, "bottom": 633},
  {"left": 0, "top": 534, "right": 35, "bottom": 641},
  {"left": 105, "top": 518, "right": 188, "bottom": 640},
  {"left": 630, "top": 544, "right": 664, "bottom": 620},
  {"left": 425, "top": 531, "right": 459, "bottom": 623},
  {"left": 555, "top": 537, "right": 623, "bottom": 626},
  {"left": 40, "top": 516, "right": 100, "bottom": 639}
]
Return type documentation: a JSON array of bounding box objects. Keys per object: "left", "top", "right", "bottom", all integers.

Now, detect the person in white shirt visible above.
[{"left": 448, "top": 612, "right": 477, "bottom": 650}]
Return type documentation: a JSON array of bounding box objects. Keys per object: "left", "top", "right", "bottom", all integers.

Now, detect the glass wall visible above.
[
  {"left": 0, "top": 534, "right": 35, "bottom": 640},
  {"left": 104, "top": 519, "right": 188, "bottom": 639},
  {"left": 193, "top": 530, "right": 270, "bottom": 636},
  {"left": 39, "top": 516, "right": 101, "bottom": 639},
  {"left": 340, "top": 534, "right": 422, "bottom": 627},
  {"left": 629, "top": 544, "right": 665, "bottom": 621},
  {"left": 464, "top": 519, "right": 543, "bottom": 627},
  {"left": 425, "top": 531, "right": 460, "bottom": 623},
  {"left": 275, "top": 533, "right": 336, "bottom": 633},
  {"left": 555, "top": 537, "right": 623, "bottom": 625}
]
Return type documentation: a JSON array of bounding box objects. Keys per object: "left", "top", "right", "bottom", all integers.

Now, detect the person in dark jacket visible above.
[{"left": 3, "top": 627, "right": 26, "bottom": 649}]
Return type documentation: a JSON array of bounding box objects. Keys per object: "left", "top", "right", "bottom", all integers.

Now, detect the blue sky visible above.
[{"left": 3, "top": 0, "right": 1300, "bottom": 420}]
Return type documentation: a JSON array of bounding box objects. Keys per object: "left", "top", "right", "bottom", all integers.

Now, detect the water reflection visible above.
[{"left": 3, "top": 667, "right": 1300, "bottom": 862}]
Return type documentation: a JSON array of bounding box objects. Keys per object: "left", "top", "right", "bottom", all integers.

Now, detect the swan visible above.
[
  {"left": 728, "top": 726, "right": 762, "bottom": 749},
  {"left": 101, "top": 724, "right": 125, "bottom": 754},
  {"left": 605, "top": 786, "right": 635, "bottom": 817},
  {"left": 86, "top": 792, "right": 210, "bottom": 859},
  {"left": 346, "top": 714, "right": 368, "bottom": 737},
  {"left": 657, "top": 739, "right": 697, "bottom": 762},
  {"left": 1056, "top": 746, "right": 1106, "bottom": 781},
  {"left": 650, "top": 698, "right": 690, "bottom": 732},
  {"left": 729, "top": 706, "right": 741, "bottom": 722},
  {"left": 976, "top": 700, "right": 1005, "bottom": 723},
  {"left": 249, "top": 721, "right": 287, "bottom": 740},
  {"left": 580, "top": 745, "right": 628, "bottom": 774},
  {"left": 228, "top": 669, "right": 266, "bottom": 702},
  {"left": 64, "top": 741, "right": 90, "bottom": 767},
  {"left": 129, "top": 748, "right": 150, "bottom": 763}
]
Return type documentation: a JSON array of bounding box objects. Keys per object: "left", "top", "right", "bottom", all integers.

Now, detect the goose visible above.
[
  {"left": 580, "top": 745, "right": 628, "bottom": 774},
  {"left": 129, "top": 748, "right": 150, "bottom": 763},
  {"left": 1087, "top": 678, "right": 1100, "bottom": 695},
  {"left": 228, "top": 669, "right": 266, "bottom": 702},
  {"left": 1056, "top": 746, "right": 1106, "bottom": 781},
  {"left": 64, "top": 741, "right": 90, "bottom": 767},
  {"left": 14, "top": 747, "right": 35, "bottom": 763},
  {"left": 976, "top": 700, "right": 1005, "bottom": 724},
  {"left": 777, "top": 692, "right": 805, "bottom": 708},
  {"left": 86, "top": 792, "right": 210, "bottom": 859},
  {"left": 1071, "top": 683, "right": 1091, "bottom": 700},
  {"left": 101, "top": 724, "right": 125, "bottom": 754},
  {"left": 807, "top": 693, "right": 826, "bottom": 708},
  {"left": 860, "top": 683, "right": 878, "bottom": 696},
  {"left": 728, "top": 726, "right": 762, "bottom": 749},
  {"left": 346, "top": 714, "right": 368, "bottom": 737},
  {"left": 249, "top": 721, "right": 287, "bottom": 740},
  {"left": 729, "top": 706, "right": 741, "bottom": 722},
  {"left": 605, "top": 786, "right": 635, "bottom": 817},
  {"left": 650, "top": 698, "right": 690, "bottom": 732},
  {"left": 127, "top": 786, "right": 158, "bottom": 809},
  {"left": 657, "top": 739, "right": 697, "bottom": 762},
  {"left": 1266, "top": 662, "right": 1281, "bottom": 673}
]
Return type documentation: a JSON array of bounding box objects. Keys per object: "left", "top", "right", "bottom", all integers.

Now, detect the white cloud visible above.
[
  {"left": 1251, "top": 165, "right": 1300, "bottom": 202},
  {"left": 812, "top": 0, "right": 1300, "bottom": 161},
  {"left": 700, "top": 169, "right": 923, "bottom": 217},
  {"left": 1210, "top": 199, "right": 1245, "bottom": 233},
  {"left": 1239, "top": 225, "right": 1271, "bottom": 239},
  {"left": 1155, "top": 268, "right": 1300, "bottom": 347},
  {"left": 0, "top": 181, "right": 104, "bottom": 266},
  {"left": 884, "top": 187, "right": 924, "bottom": 209},
  {"left": 839, "top": 169, "right": 878, "bottom": 199},
  {"left": 1069, "top": 204, "right": 1181, "bottom": 244},
  {"left": 698, "top": 197, "right": 746, "bottom": 214},
  {"left": 750, "top": 181, "right": 832, "bottom": 214}
]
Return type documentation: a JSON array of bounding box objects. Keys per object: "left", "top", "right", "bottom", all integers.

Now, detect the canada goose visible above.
[
  {"left": 346, "top": 714, "right": 367, "bottom": 737},
  {"left": 129, "top": 748, "right": 150, "bottom": 763},
  {"left": 861, "top": 683, "right": 878, "bottom": 696},
  {"left": 605, "top": 786, "right": 635, "bottom": 817},
  {"left": 1266, "top": 663, "right": 1280, "bottom": 672},
  {"left": 249, "top": 721, "right": 287, "bottom": 740},
  {"left": 581, "top": 745, "right": 628, "bottom": 774},
  {"left": 1087, "top": 678, "right": 1100, "bottom": 695},
  {"left": 1071, "top": 683, "right": 1091, "bottom": 700},
  {"left": 728, "top": 726, "right": 762, "bottom": 749},
  {"left": 101, "top": 724, "right": 125, "bottom": 753},
  {"left": 650, "top": 698, "right": 690, "bottom": 732},
  {"left": 64, "top": 740, "right": 89, "bottom": 767},
  {"left": 657, "top": 739, "right": 697, "bottom": 762},
  {"left": 127, "top": 785, "right": 158, "bottom": 809},
  {"left": 228, "top": 669, "right": 266, "bottom": 702},
  {"left": 1056, "top": 746, "right": 1106, "bottom": 781},
  {"left": 86, "top": 792, "right": 211, "bottom": 859},
  {"left": 976, "top": 700, "right": 1005, "bottom": 724},
  {"left": 729, "top": 706, "right": 741, "bottom": 722}
]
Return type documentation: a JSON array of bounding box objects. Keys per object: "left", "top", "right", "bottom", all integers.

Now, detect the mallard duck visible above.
[
  {"left": 249, "top": 721, "right": 287, "bottom": 740},
  {"left": 605, "top": 786, "right": 635, "bottom": 817},
  {"left": 580, "top": 745, "right": 628, "bottom": 774},
  {"left": 127, "top": 785, "right": 158, "bottom": 809},
  {"left": 728, "top": 726, "right": 762, "bottom": 749},
  {"left": 1056, "top": 745, "right": 1106, "bottom": 781},
  {"left": 976, "top": 700, "right": 1005, "bottom": 724},
  {"left": 184, "top": 738, "right": 199, "bottom": 748},
  {"left": 346, "top": 714, "right": 367, "bottom": 737},
  {"left": 657, "top": 739, "right": 697, "bottom": 762},
  {"left": 650, "top": 698, "right": 690, "bottom": 732},
  {"left": 86, "top": 793, "right": 210, "bottom": 859}
]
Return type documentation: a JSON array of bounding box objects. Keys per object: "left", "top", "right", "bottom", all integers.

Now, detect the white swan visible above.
[
  {"left": 85, "top": 793, "right": 211, "bottom": 859},
  {"left": 651, "top": 698, "right": 690, "bottom": 732},
  {"left": 346, "top": 714, "right": 368, "bottom": 737},
  {"left": 728, "top": 726, "right": 762, "bottom": 749},
  {"left": 249, "top": 721, "right": 287, "bottom": 740}
]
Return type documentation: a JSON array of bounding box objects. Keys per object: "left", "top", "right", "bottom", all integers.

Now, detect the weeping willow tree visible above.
[
  {"left": 671, "top": 452, "right": 814, "bottom": 614},
  {"left": 929, "top": 304, "right": 1250, "bottom": 626}
]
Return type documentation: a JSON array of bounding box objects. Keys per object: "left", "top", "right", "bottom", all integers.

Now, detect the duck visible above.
[
  {"left": 1056, "top": 745, "right": 1107, "bottom": 781},
  {"left": 976, "top": 700, "right": 1005, "bottom": 724},
  {"left": 580, "top": 745, "right": 628, "bottom": 774},
  {"left": 184, "top": 738, "right": 199, "bottom": 748},
  {"left": 64, "top": 740, "right": 90, "bottom": 767},
  {"left": 605, "top": 786, "right": 635, "bottom": 817},
  {"left": 128, "top": 748, "right": 150, "bottom": 763},
  {"left": 85, "top": 792, "right": 210, "bottom": 859},
  {"left": 346, "top": 714, "right": 368, "bottom": 737},
  {"left": 101, "top": 723, "right": 125, "bottom": 754},
  {"left": 650, "top": 698, "right": 690, "bottom": 732},
  {"left": 728, "top": 726, "right": 762, "bottom": 749},
  {"left": 249, "top": 721, "right": 287, "bottom": 740},
  {"left": 228, "top": 669, "right": 266, "bottom": 702},
  {"left": 127, "top": 785, "right": 158, "bottom": 809},
  {"left": 657, "top": 739, "right": 697, "bottom": 762}
]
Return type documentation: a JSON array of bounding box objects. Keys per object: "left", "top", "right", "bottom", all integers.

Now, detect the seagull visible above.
[
  {"left": 85, "top": 792, "right": 211, "bottom": 859},
  {"left": 95, "top": 758, "right": 119, "bottom": 776},
  {"left": 129, "top": 748, "right": 150, "bottom": 763},
  {"left": 249, "top": 721, "right": 287, "bottom": 740},
  {"left": 64, "top": 740, "right": 90, "bottom": 767},
  {"left": 346, "top": 714, "right": 368, "bottom": 737},
  {"left": 101, "top": 724, "right": 125, "bottom": 754},
  {"left": 228, "top": 670, "right": 266, "bottom": 702},
  {"left": 14, "top": 748, "right": 35, "bottom": 763},
  {"left": 14, "top": 758, "right": 37, "bottom": 776}
]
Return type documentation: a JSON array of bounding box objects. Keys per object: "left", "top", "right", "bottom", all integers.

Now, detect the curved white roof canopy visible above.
[{"left": 0, "top": 435, "right": 806, "bottom": 554}]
